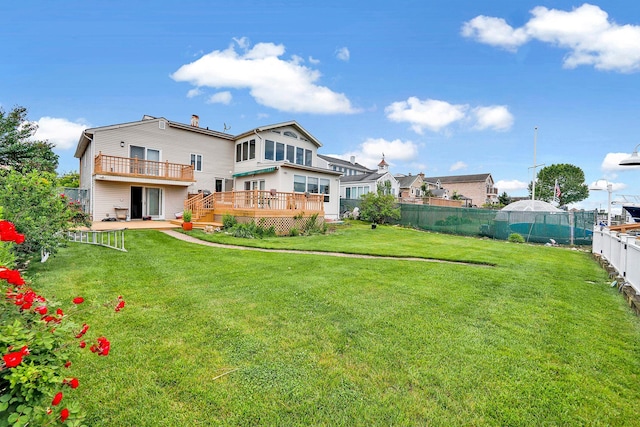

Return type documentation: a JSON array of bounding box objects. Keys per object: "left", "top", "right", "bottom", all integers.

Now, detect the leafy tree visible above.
[
  {"left": 0, "top": 106, "right": 58, "bottom": 173},
  {"left": 359, "top": 183, "right": 401, "bottom": 224},
  {"left": 58, "top": 170, "right": 80, "bottom": 188},
  {"left": 0, "top": 170, "right": 89, "bottom": 266},
  {"left": 498, "top": 191, "right": 511, "bottom": 206},
  {"left": 528, "top": 163, "right": 589, "bottom": 206}
]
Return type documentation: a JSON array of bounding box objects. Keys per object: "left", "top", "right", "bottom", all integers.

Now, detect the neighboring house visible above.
[
  {"left": 317, "top": 154, "right": 374, "bottom": 177},
  {"left": 395, "top": 173, "right": 424, "bottom": 200},
  {"left": 340, "top": 157, "right": 400, "bottom": 199},
  {"left": 75, "top": 115, "right": 342, "bottom": 222},
  {"left": 422, "top": 173, "right": 499, "bottom": 206}
]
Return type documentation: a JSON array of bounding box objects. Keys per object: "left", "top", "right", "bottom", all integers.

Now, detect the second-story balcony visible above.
[
  {"left": 94, "top": 152, "right": 194, "bottom": 183},
  {"left": 487, "top": 187, "right": 498, "bottom": 195}
]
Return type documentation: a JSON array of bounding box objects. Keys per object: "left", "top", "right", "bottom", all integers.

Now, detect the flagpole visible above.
[{"left": 531, "top": 127, "right": 538, "bottom": 201}]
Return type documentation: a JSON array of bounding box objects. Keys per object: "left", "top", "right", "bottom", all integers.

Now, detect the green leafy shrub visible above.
[
  {"left": 222, "top": 214, "right": 237, "bottom": 230},
  {"left": 508, "top": 233, "right": 525, "bottom": 243},
  {"left": 182, "top": 209, "right": 192, "bottom": 223},
  {"left": 228, "top": 221, "right": 276, "bottom": 239},
  {"left": 0, "top": 170, "right": 90, "bottom": 266},
  {"left": 289, "top": 228, "right": 300, "bottom": 237}
]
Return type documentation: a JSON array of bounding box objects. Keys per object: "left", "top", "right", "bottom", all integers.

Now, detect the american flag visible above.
[{"left": 554, "top": 179, "right": 561, "bottom": 198}]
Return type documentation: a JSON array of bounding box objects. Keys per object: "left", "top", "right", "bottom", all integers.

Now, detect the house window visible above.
[
  {"left": 307, "top": 177, "right": 318, "bottom": 194},
  {"left": 320, "top": 178, "right": 330, "bottom": 202},
  {"left": 265, "top": 140, "right": 274, "bottom": 161},
  {"left": 236, "top": 140, "right": 256, "bottom": 162},
  {"left": 249, "top": 140, "right": 256, "bottom": 159},
  {"left": 190, "top": 154, "right": 203, "bottom": 172},
  {"left": 293, "top": 175, "right": 306, "bottom": 192},
  {"left": 286, "top": 145, "right": 295, "bottom": 163},
  {"left": 242, "top": 141, "right": 249, "bottom": 161},
  {"left": 244, "top": 180, "right": 265, "bottom": 190},
  {"left": 276, "top": 143, "right": 285, "bottom": 161},
  {"left": 305, "top": 149, "right": 312, "bottom": 166},
  {"left": 296, "top": 147, "right": 304, "bottom": 165},
  {"left": 283, "top": 131, "right": 298, "bottom": 139}
]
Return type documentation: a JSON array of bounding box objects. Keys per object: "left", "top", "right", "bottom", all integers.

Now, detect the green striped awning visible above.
[{"left": 232, "top": 167, "right": 277, "bottom": 178}]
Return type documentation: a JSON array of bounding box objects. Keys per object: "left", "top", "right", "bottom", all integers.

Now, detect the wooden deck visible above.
[
  {"left": 185, "top": 190, "right": 325, "bottom": 221},
  {"left": 94, "top": 152, "right": 194, "bottom": 182}
]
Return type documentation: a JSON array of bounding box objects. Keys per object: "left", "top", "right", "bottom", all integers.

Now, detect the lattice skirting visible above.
[{"left": 214, "top": 214, "right": 325, "bottom": 235}]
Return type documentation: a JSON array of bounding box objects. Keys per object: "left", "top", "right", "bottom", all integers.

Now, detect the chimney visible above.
[
  {"left": 190, "top": 114, "right": 199, "bottom": 127},
  {"left": 350, "top": 155, "right": 355, "bottom": 164}
]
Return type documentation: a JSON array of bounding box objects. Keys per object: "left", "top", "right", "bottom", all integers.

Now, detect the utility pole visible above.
[{"left": 529, "top": 127, "right": 544, "bottom": 201}]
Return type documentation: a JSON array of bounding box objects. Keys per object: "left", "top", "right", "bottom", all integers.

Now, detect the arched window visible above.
[{"left": 283, "top": 131, "right": 298, "bottom": 139}]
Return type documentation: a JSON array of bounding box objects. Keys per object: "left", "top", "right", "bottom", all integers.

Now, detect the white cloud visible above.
[
  {"left": 450, "top": 161, "right": 468, "bottom": 171},
  {"left": 171, "top": 39, "right": 358, "bottom": 114},
  {"left": 473, "top": 105, "right": 514, "bottom": 131},
  {"left": 385, "top": 97, "right": 513, "bottom": 134},
  {"left": 308, "top": 56, "right": 320, "bottom": 65},
  {"left": 385, "top": 97, "right": 468, "bottom": 134},
  {"left": 336, "top": 47, "right": 350, "bottom": 61},
  {"left": 462, "top": 4, "right": 640, "bottom": 73},
  {"left": 207, "top": 91, "right": 232, "bottom": 105},
  {"left": 34, "top": 117, "right": 89, "bottom": 150},
  {"left": 495, "top": 179, "right": 528, "bottom": 192},
  {"left": 461, "top": 16, "right": 529, "bottom": 51},
  {"left": 340, "top": 138, "right": 419, "bottom": 170},
  {"left": 187, "top": 88, "right": 203, "bottom": 98},
  {"left": 601, "top": 152, "right": 640, "bottom": 171}
]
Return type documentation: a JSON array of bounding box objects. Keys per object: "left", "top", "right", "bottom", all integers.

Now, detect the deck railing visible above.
[
  {"left": 185, "top": 192, "right": 215, "bottom": 220},
  {"left": 214, "top": 190, "right": 324, "bottom": 212},
  {"left": 94, "top": 152, "right": 194, "bottom": 181},
  {"left": 185, "top": 190, "right": 324, "bottom": 220}
]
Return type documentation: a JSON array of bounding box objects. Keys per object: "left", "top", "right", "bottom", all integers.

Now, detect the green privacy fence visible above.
[{"left": 340, "top": 199, "right": 596, "bottom": 245}]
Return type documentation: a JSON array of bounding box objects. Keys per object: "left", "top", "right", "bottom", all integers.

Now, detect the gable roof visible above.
[
  {"left": 395, "top": 174, "right": 422, "bottom": 188},
  {"left": 74, "top": 115, "right": 234, "bottom": 158},
  {"left": 317, "top": 154, "right": 373, "bottom": 172},
  {"left": 234, "top": 120, "right": 323, "bottom": 148},
  {"left": 422, "top": 173, "right": 493, "bottom": 184},
  {"left": 341, "top": 171, "right": 398, "bottom": 184}
]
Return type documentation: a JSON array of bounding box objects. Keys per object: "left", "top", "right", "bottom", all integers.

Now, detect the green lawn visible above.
[{"left": 28, "top": 223, "right": 640, "bottom": 426}]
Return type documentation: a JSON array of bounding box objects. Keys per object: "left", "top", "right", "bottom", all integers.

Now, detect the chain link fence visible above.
[{"left": 340, "top": 199, "right": 596, "bottom": 245}]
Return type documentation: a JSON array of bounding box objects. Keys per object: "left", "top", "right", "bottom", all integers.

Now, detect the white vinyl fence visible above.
[{"left": 592, "top": 226, "right": 640, "bottom": 293}]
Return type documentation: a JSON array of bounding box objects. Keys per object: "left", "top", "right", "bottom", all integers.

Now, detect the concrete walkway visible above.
[{"left": 159, "top": 229, "right": 488, "bottom": 266}]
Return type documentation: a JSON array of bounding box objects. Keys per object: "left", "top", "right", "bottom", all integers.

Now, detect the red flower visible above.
[
  {"left": 79, "top": 341, "right": 86, "bottom": 348},
  {"left": 75, "top": 323, "right": 89, "bottom": 338},
  {"left": 60, "top": 408, "right": 69, "bottom": 422},
  {"left": 115, "top": 299, "right": 126, "bottom": 312},
  {"left": 56, "top": 308, "right": 64, "bottom": 316},
  {"left": 35, "top": 305, "right": 48, "bottom": 315},
  {"left": 64, "top": 360, "right": 72, "bottom": 368},
  {"left": 19, "top": 346, "right": 29, "bottom": 356},
  {"left": 0, "top": 268, "right": 25, "bottom": 286},
  {"left": 91, "top": 336, "right": 111, "bottom": 356},
  {"left": 65, "top": 378, "right": 79, "bottom": 389},
  {"left": 72, "top": 296, "right": 84, "bottom": 304},
  {"left": 52, "top": 392, "right": 63, "bottom": 406},
  {"left": 2, "top": 351, "right": 23, "bottom": 368}
]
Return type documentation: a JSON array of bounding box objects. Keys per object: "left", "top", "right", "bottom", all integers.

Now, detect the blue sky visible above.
[{"left": 2, "top": 0, "right": 640, "bottom": 211}]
